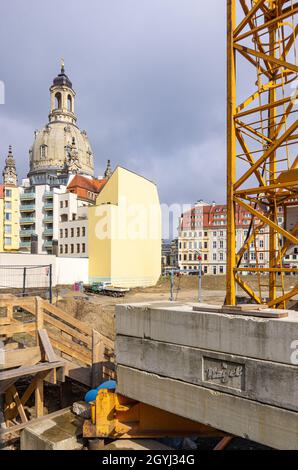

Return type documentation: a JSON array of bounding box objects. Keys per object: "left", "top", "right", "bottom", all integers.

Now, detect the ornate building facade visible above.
[
  {"left": 28, "top": 61, "right": 94, "bottom": 186},
  {"left": 19, "top": 62, "right": 101, "bottom": 254}
]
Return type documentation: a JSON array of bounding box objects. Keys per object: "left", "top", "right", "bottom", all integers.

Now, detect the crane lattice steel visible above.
[{"left": 227, "top": 0, "right": 298, "bottom": 308}]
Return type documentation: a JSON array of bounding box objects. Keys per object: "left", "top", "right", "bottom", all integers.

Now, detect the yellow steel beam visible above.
[
  {"left": 234, "top": 197, "right": 298, "bottom": 245},
  {"left": 234, "top": 5, "right": 298, "bottom": 42},
  {"left": 267, "top": 285, "right": 298, "bottom": 308},
  {"left": 234, "top": 119, "right": 298, "bottom": 190},
  {"left": 227, "top": 0, "right": 237, "bottom": 306}
]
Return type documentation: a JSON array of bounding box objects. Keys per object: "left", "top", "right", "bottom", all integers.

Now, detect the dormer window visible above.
[{"left": 40, "top": 145, "right": 48, "bottom": 159}]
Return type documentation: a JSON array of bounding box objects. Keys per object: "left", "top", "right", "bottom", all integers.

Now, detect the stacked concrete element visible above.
[{"left": 115, "top": 302, "right": 298, "bottom": 450}]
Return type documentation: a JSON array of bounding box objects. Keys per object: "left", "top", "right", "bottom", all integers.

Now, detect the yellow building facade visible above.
[
  {"left": 0, "top": 147, "right": 20, "bottom": 252},
  {"left": 88, "top": 167, "right": 161, "bottom": 287}
]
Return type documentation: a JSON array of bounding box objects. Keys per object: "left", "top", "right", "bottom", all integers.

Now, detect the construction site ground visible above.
[{"left": 54, "top": 275, "right": 297, "bottom": 341}]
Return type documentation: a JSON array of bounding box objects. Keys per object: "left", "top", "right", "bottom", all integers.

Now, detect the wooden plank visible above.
[
  {"left": 0, "top": 347, "right": 41, "bottom": 370},
  {"left": 0, "top": 349, "right": 41, "bottom": 394},
  {"left": 48, "top": 331, "right": 92, "bottom": 365},
  {"left": 41, "top": 300, "right": 92, "bottom": 336},
  {"left": 0, "top": 407, "right": 71, "bottom": 436},
  {"left": 92, "top": 330, "right": 105, "bottom": 387},
  {"left": 10, "top": 385, "right": 28, "bottom": 424},
  {"left": 35, "top": 378, "right": 44, "bottom": 418},
  {"left": 0, "top": 322, "right": 36, "bottom": 336},
  {"left": 38, "top": 329, "right": 57, "bottom": 363},
  {"left": 43, "top": 312, "right": 92, "bottom": 348},
  {"left": 0, "top": 361, "right": 65, "bottom": 381}
]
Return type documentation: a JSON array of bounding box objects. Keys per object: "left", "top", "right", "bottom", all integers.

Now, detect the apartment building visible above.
[
  {"left": 0, "top": 147, "right": 20, "bottom": 252},
  {"left": 178, "top": 201, "right": 270, "bottom": 275}
]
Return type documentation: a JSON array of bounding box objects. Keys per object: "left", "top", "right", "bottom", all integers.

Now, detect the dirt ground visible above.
[{"left": 55, "top": 275, "right": 297, "bottom": 340}]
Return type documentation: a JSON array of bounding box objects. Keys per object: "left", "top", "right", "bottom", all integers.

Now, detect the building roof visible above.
[{"left": 67, "top": 174, "right": 107, "bottom": 194}]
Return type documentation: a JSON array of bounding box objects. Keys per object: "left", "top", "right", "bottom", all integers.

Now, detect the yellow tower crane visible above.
[{"left": 227, "top": 0, "right": 298, "bottom": 308}]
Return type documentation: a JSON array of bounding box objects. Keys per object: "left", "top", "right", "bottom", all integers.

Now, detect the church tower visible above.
[
  {"left": 3, "top": 146, "right": 17, "bottom": 186},
  {"left": 28, "top": 60, "right": 95, "bottom": 185}
]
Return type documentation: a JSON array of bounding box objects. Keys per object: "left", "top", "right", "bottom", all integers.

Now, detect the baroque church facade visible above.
[{"left": 17, "top": 62, "right": 108, "bottom": 254}]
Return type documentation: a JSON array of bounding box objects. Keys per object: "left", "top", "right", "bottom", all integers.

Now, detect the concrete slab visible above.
[
  {"left": 116, "top": 302, "right": 298, "bottom": 364},
  {"left": 116, "top": 336, "right": 298, "bottom": 411},
  {"left": 117, "top": 365, "right": 298, "bottom": 450},
  {"left": 20, "top": 411, "right": 83, "bottom": 450}
]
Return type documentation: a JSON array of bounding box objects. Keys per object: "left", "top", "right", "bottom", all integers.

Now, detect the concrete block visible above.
[
  {"left": 117, "top": 365, "right": 298, "bottom": 450},
  {"left": 116, "top": 302, "right": 298, "bottom": 365},
  {"left": 20, "top": 411, "right": 83, "bottom": 450},
  {"left": 116, "top": 336, "right": 298, "bottom": 411}
]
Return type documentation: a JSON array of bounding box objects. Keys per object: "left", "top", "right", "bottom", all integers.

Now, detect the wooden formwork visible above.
[{"left": 0, "top": 295, "right": 114, "bottom": 437}]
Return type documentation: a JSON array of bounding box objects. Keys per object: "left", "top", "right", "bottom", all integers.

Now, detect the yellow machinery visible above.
[
  {"left": 83, "top": 388, "right": 225, "bottom": 440},
  {"left": 227, "top": 0, "right": 298, "bottom": 308}
]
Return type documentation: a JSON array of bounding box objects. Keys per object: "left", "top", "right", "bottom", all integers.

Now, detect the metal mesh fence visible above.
[{"left": 0, "top": 264, "right": 52, "bottom": 301}]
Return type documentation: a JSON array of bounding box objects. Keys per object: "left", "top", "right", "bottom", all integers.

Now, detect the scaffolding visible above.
[{"left": 227, "top": 0, "right": 298, "bottom": 308}]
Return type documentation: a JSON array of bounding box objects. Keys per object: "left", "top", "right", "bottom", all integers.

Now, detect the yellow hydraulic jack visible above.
[{"left": 83, "top": 388, "right": 225, "bottom": 439}]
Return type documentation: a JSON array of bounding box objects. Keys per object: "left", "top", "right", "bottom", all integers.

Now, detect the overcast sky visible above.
[{"left": 0, "top": 0, "right": 227, "bottom": 207}]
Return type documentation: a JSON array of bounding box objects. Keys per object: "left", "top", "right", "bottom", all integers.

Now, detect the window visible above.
[
  {"left": 220, "top": 266, "right": 224, "bottom": 274},
  {"left": 67, "top": 95, "right": 72, "bottom": 112},
  {"left": 71, "top": 228, "right": 74, "bottom": 237},
  {"left": 82, "top": 243, "right": 86, "bottom": 253},
  {"left": 184, "top": 255, "right": 187, "bottom": 261},
  {"left": 259, "top": 240, "right": 264, "bottom": 248},
  {"left": 4, "top": 225, "right": 11, "bottom": 234},
  {"left": 204, "top": 266, "right": 208, "bottom": 274},
  {"left": 72, "top": 214, "right": 76, "bottom": 221},
  {"left": 204, "top": 232, "right": 208, "bottom": 237},
  {"left": 60, "top": 214, "right": 68, "bottom": 222},
  {"left": 204, "top": 254, "right": 208, "bottom": 261},
  {"left": 5, "top": 202, "right": 11, "bottom": 209},
  {"left": 59, "top": 245, "right": 63, "bottom": 254},
  {"left": 260, "top": 253, "right": 264, "bottom": 261},
  {"left": 220, "top": 231, "right": 224, "bottom": 237},
  {"left": 213, "top": 241, "right": 216, "bottom": 249},
  {"left": 40, "top": 145, "right": 47, "bottom": 159},
  {"left": 213, "top": 266, "right": 217, "bottom": 275},
  {"left": 5, "top": 189, "right": 12, "bottom": 197},
  {"left": 213, "top": 232, "right": 217, "bottom": 237},
  {"left": 204, "top": 242, "right": 208, "bottom": 249},
  {"left": 64, "top": 245, "right": 68, "bottom": 254},
  {"left": 65, "top": 200, "right": 68, "bottom": 208},
  {"left": 60, "top": 201, "right": 63, "bottom": 208},
  {"left": 5, "top": 213, "right": 11, "bottom": 221},
  {"left": 4, "top": 237, "right": 12, "bottom": 245},
  {"left": 213, "top": 254, "right": 216, "bottom": 261},
  {"left": 220, "top": 241, "right": 224, "bottom": 249},
  {"left": 82, "top": 227, "right": 86, "bottom": 237},
  {"left": 60, "top": 229, "right": 63, "bottom": 238},
  {"left": 77, "top": 244, "right": 80, "bottom": 253},
  {"left": 189, "top": 254, "right": 192, "bottom": 261},
  {"left": 55, "top": 92, "right": 62, "bottom": 109},
  {"left": 71, "top": 244, "right": 74, "bottom": 254},
  {"left": 220, "top": 252, "right": 224, "bottom": 261},
  {"left": 77, "top": 227, "right": 80, "bottom": 237},
  {"left": 65, "top": 229, "right": 68, "bottom": 238}
]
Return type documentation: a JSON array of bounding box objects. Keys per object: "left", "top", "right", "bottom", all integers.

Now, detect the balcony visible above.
[
  {"left": 20, "top": 216, "right": 35, "bottom": 224},
  {"left": 43, "top": 229, "right": 53, "bottom": 236},
  {"left": 20, "top": 204, "right": 35, "bottom": 212},
  {"left": 43, "top": 240, "right": 53, "bottom": 248},
  {"left": 20, "top": 229, "right": 35, "bottom": 237},
  {"left": 44, "top": 191, "right": 53, "bottom": 199},
  {"left": 20, "top": 192, "right": 35, "bottom": 201},
  {"left": 44, "top": 215, "right": 53, "bottom": 222},
  {"left": 20, "top": 241, "right": 31, "bottom": 249},
  {"left": 44, "top": 203, "right": 53, "bottom": 210}
]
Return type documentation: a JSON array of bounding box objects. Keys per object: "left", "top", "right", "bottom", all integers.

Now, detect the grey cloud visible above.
[{"left": 0, "top": 0, "right": 227, "bottom": 206}]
